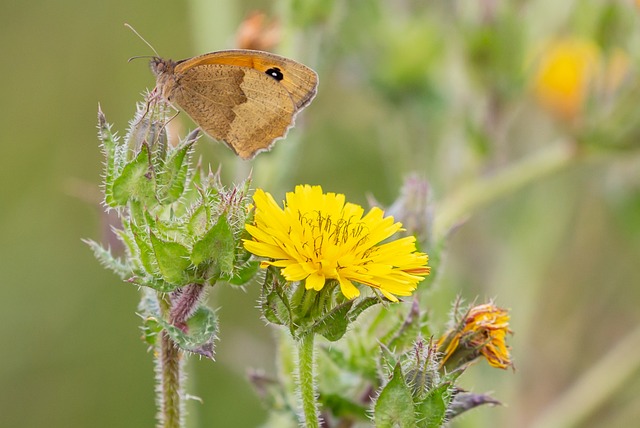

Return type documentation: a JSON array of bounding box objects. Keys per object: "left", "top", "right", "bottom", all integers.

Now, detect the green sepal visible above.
[
  {"left": 261, "top": 267, "right": 293, "bottom": 328},
  {"left": 348, "top": 296, "right": 380, "bottom": 323},
  {"left": 156, "top": 141, "right": 193, "bottom": 205},
  {"left": 309, "top": 300, "right": 354, "bottom": 342},
  {"left": 157, "top": 306, "right": 218, "bottom": 359},
  {"left": 149, "top": 231, "right": 191, "bottom": 285},
  {"left": 83, "top": 239, "right": 131, "bottom": 279},
  {"left": 374, "top": 363, "right": 416, "bottom": 428},
  {"left": 111, "top": 143, "right": 155, "bottom": 206},
  {"left": 222, "top": 260, "right": 260, "bottom": 286},
  {"left": 415, "top": 383, "right": 454, "bottom": 428},
  {"left": 190, "top": 215, "right": 235, "bottom": 274}
]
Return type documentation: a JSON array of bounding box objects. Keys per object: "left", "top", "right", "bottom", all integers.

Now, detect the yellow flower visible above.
[
  {"left": 243, "top": 185, "right": 430, "bottom": 301},
  {"left": 532, "top": 38, "right": 600, "bottom": 120},
  {"left": 438, "top": 303, "right": 513, "bottom": 370}
]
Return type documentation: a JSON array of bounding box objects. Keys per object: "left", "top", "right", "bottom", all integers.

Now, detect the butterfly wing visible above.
[
  {"left": 175, "top": 50, "right": 318, "bottom": 110},
  {"left": 171, "top": 62, "right": 296, "bottom": 159}
]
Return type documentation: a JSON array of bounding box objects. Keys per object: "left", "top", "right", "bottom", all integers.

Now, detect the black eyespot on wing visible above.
[{"left": 265, "top": 67, "right": 284, "bottom": 81}]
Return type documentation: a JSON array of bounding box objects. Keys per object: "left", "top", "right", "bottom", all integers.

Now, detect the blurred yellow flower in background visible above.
[
  {"left": 438, "top": 303, "right": 513, "bottom": 370},
  {"left": 243, "top": 185, "right": 430, "bottom": 301},
  {"left": 532, "top": 38, "right": 600, "bottom": 121},
  {"left": 531, "top": 38, "right": 631, "bottom": 121}
]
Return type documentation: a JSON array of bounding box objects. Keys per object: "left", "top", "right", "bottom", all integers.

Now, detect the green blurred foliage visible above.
[{"left": 1, "top": 0, "right": 639, "bottom": 427}]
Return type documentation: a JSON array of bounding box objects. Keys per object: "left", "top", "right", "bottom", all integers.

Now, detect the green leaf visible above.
[
  {"left": 127, "top": 217, "right": 158, "bottom": 276},
  {"left": 156, "top": 142, "right": 193, "bottom": 204},
  {"left": 83, "top": 239, "right": 131, "bottom": 279},
  {"left": 149, "top": 231, "right": 191, "bottom": 284},
  {"left": 98, "top": 108, "right": 127, "bottom": 207},
  {"left": 374, "top": 363, "right": 416, "bottom": 428},
  {"left": 415, "top": 383, "right": 454, "bottom": 428},
  {"left": 190, "top": 215, "right": 235, "bottom": 274},
  {"left": 310, "top": 300, "right": 354, "bottom": 342},
  {"left": 128, "top": 275, "right": 180, "bottom": 293},
  {"left": 187, "top": 202, "right": 209, "bottom": 237},
  {"left": 222, "top": 260, "right": 260, "bottom": 286},
  {"left": 158, "top": 306, "right": 218, "bottom": 359},
  {"left": 112, "top": 143, "right": 154, "bottom": 206},
  {"left": 138, "top": 288, "right": 162, "bottom": 346}
]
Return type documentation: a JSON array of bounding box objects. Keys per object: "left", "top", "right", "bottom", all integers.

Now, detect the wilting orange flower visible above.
[
  {"left": 236, "top": 11, "right": 281, "bottom": 51},
  {"left": 243, "top": 185, "right": 430, "bottom": 301},
  {"left": 438, "top": 303, "right": 513, "bottom": 370}
]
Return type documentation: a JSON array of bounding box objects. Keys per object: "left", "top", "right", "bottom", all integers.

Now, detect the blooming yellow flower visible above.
[
  {"left": 438, "top": 303, "right": 513, "bottom": 370},
  {"left": 243, "top": 185, "right": 430, "bottom": 301}
]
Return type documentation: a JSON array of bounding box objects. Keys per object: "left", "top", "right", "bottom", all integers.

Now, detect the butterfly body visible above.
[{"left": 150, "top": 50, "right": 318, "bottom": 159}]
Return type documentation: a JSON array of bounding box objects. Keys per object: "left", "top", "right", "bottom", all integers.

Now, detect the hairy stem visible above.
[
  {"left": 157, "top": 294, "right": 183, "bottom": 428},
  {"left": 297, "top": 333, "right": 320, "bottom": 428}
]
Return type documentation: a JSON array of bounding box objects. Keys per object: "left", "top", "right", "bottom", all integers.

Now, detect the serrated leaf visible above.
[
  {"left": 190, "top": 216, "right": 235, "bottom": 273},
  {"left": 149, "top": 231, "right": 191, "bottom": 284},
  {"left": 158, "top": 306, "right": 218, "bottom": 359},
  {"left": 84, "top": 239, "right": 132, "bottom": 279},
  {"left": 310, "top": 301, "right": 354, "bottom": 342},
  {"left": 156, "top": 142, "right": 193, "bottom": 205},
  {"left": 374, "top": 363, "right": 416, "bottom": 428},
  {"left": 98, "top": 108, "right": 125, "bottom": 207},
  {"left": 415, "top": 383, "right": 454, "bottom": 428},
  {"left": 112, "top": 143, "right": 154, "bottom": 205}
]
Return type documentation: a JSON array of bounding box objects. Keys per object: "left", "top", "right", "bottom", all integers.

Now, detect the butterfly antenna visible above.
[{"left": 124, "top": 23, "right": 160, "bottom": 57}]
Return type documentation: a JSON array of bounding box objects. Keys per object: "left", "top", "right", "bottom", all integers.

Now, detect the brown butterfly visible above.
[{"left": 142, "top": 45, "right": 317, "bottom": 160}]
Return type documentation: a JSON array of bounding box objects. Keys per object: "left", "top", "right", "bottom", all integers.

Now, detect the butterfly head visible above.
[{"left": 149, "top": 57, "right": 175, "bottom": 77}]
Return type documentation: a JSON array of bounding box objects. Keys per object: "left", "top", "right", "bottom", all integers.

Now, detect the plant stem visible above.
[
  {"left": 157, "top": 293, "right": 183, "bottom": 428},
  {"left": 433, "top": 140, "right": 577, "bottom": 241},
  {"left": 159, "top": 331, "right": 182, "bottom": 428},
  {"left": 530, "top": 324, "right": 640, "bottom": 428},
  {"left": 298, "top": 333, "right": 320, "bottom": 428}
]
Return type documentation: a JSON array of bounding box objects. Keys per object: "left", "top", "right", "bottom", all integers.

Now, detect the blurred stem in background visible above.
[
  {"left": 433, "top": 139, "right": 577, "bottom": 241},
  {"left": 531, "top": 324, "right": 640, "bottom": 428}
]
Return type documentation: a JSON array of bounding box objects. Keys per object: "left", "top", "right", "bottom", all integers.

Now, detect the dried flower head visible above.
[{"left": 438, "top": 302, "right": 513, "bottom": 370}]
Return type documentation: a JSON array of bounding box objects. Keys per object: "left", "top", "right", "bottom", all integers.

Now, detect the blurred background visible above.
[{"left": 1, "top": 0, "right": 639, "bottom": 427}]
